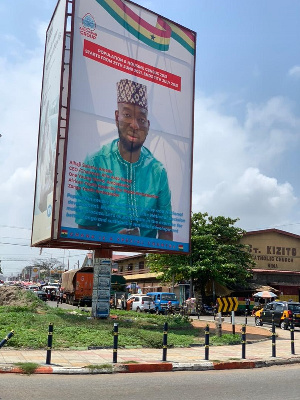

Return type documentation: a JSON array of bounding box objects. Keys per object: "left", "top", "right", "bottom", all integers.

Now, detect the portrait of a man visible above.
[{"left": 75, "top": 78, "right": 173, "bottom": 240}]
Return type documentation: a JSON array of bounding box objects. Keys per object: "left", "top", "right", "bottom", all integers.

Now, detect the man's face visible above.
[{"left": 115, "top": 103, "right": 150, "bottom": 152}]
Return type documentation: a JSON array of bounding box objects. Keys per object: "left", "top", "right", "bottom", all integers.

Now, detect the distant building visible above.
[
  {"left": 240, "top": 229, "right": 300, "bottom": 301},
  {"left": 113, "top": 253, "right": 170, "bottom": 293},
  {"left": 84, "top": 228, "right": 300, "bottom": 303}
]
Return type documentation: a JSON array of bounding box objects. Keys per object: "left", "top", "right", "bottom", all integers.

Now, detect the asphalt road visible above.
[{"left": 1, "top": 365, "right": 299, "bottom": 400}]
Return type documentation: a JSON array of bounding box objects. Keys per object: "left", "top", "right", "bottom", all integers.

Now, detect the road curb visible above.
[
  {"left": 0, "top": 365, "right": 54, "bottom": 374},
  {"left": 1, "top": 357, "right": 300, "bottom": 374},
  {"left": 119, "top": 362, "right": 173, "bottom": 373}
]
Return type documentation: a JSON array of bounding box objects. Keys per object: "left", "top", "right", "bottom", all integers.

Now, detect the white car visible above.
[{"left": 129, "top": 295, "right": 155, "bottom": 312}]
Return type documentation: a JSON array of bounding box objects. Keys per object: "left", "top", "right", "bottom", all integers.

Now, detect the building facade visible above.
[
  {"left": 113, "top": 253, "right": 171, "bottom": 293},
  {"left": 113, "top": 229, "right": 300, "bottom": 303},
  {"left": 240, "top": 229, "right": 300, "bottom": 302}
]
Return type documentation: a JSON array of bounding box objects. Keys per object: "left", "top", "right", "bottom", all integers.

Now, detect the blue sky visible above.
[{"left": 1, "top": 0, "right": 300, "bottom": 276}]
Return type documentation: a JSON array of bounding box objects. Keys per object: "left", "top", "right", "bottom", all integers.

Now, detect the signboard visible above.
[
  {"left": 32, "top": 0, "right": 196, "bottom": 254},
  {"left": 240, "top": 229, "right": 300, "bottom": 272},
  {"left": 92, "top": 258, "right": 112, "bottom": 318},
  {"left": 32, "top": 267, "right": 40, "bottom": 279},
  {"left": 216, "top": 297, "right": 238, "bottom": 313}
]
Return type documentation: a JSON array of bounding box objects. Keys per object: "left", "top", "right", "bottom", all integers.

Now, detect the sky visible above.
[{"left": 1, "top": 0, "right": 300, "bottom": 277}]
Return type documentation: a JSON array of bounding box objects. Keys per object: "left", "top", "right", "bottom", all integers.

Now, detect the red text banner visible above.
[{"left": 83, "top": 40, "right": 181, "bottom": 91}]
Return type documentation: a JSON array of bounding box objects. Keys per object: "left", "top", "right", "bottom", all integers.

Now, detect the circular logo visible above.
[{"left": 82, "top": 13, "right": 96, "bottom": 31}]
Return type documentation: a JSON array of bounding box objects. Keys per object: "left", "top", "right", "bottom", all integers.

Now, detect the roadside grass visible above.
[
  {"left": 85, "top": 364, "right": 113, "bottom": 372},
  {"left": 0, "top": 294, "right": 242, "bottom": 349},
  {"left": 14, "top": 362, "right": 39, "bottom": 375},
  {"left": 210, "top": 333, "right": 242, "bottom": 346}
]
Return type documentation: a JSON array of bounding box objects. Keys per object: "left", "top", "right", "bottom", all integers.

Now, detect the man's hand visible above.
[
  {"left": 118, "top": 228, "right": 140, "bottom": 236},
  {"left": 158, "top": 230, "right": 173, "bottom": 241}
]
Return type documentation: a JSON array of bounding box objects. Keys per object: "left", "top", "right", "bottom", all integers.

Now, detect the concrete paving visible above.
[{"left": 1, "top": 318, "right": 299, "bottom": 374}]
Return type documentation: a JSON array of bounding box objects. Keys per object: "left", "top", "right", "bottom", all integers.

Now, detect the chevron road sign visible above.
[{"left": 216, "top": 297, "right": 238, "bottom": 313}]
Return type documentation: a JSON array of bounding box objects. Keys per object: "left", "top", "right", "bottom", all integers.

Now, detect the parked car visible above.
[
  {"left": 127, "top": 295, "right": 155, "bottom": 312},
  {"left": 33, "top": 290, "right": 48, "bottom": 302},
  {"left": 26, "top": 285, "right": 40, "bottom": 291},
  {"left": 255, "top": 301, "right": 300, "bottom": 329}
]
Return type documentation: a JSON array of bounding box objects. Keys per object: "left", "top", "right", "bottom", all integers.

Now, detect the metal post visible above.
[
  {"left": 271, "top": 313, "right": 276, "bottom": 357},
  {"left": 232, "top": 311, "right": 236, "bottom": 335},
  {"left": 204, "top": 324, "right": 210, "bottom": 360},
  {"left": 46, "top": 323, "right": 53, "bottom": 365},
  {"left": 217, "top": 312, "right": 222, "bottom": 337},
  {"left": 0, "top": 330, "right": 14, "bottom": 349},
  {"left": 244, "top": 310, "right": 248, "bottom": 325},
  {"left": 290, "top": 314, "right": 295, "bottom": 355},
  {"left": 162, "top": 322, "right": 168, "bottom": 362},
  {"left": 113, "top": 323, "right": 118, "bottom": 363},
  {"left": 241, "top": 324, "right": 246, "bottom": 359}
]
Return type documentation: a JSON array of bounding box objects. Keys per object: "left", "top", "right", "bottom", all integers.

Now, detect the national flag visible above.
[{"left": 96, "top": 0, "right": 195, "bottom": 55}]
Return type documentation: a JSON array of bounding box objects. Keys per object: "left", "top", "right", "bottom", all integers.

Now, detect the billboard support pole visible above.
[{"left": 92, "top": 249, "right": 113, "bottom": 319}]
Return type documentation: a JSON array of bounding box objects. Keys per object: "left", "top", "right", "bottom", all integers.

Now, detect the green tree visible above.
[{"left": 147, "top": 212, "right": 254, "bottom": 300}]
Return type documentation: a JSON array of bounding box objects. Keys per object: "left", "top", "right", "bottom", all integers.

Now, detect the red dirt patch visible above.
[{"left": 191, "top": 319, "right": 271, "bottom": 341}]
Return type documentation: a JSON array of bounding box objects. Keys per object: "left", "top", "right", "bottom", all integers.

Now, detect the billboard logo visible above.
[{"left": 80, "top": 13, "right": 97, "bottom": 40}]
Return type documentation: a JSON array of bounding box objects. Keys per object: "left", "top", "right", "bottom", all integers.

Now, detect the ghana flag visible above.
[{"left": 96, "top": 0, "right": 195, "bottom": 55}]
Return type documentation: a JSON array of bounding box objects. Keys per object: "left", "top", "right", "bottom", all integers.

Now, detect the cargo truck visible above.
[
  {"left": 62, "top": 267, "right": 93, "bottom": 306},
  {"left": 61, "top": 267, "right": 127, "bottom": 306}
]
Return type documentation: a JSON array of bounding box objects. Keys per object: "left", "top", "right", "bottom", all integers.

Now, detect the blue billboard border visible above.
[{"left": 60, "top": 226, "right": 189, "bottom": 253}]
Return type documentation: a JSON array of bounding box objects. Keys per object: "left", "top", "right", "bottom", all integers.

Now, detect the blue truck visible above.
[{"left": 146, "top": 292, "right": 180, "bottom": 314}]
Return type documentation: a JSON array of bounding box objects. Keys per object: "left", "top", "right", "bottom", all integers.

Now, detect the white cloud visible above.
[
  {"left": 288, "top": 65, "right": 300, "bottom": 79},
  {"left": 0, "top": 163, "right": 36, "bottom": 227},
  {"left": 244, "top": 97, "right": 299, "bottom": 167},
  {"left": 34, "top": 21, "right": 48, "bottom": 45},
  {"left": 192, "top": 94, "right": 300, "bottom": 232}
]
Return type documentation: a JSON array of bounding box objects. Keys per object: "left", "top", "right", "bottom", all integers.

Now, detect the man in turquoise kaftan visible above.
[{"left": 75, "top": 79, "right": 173, "bottom": 240}]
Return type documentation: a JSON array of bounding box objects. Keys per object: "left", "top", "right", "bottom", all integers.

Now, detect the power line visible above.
[
  {"left": 0, "top": 225, "right": 31, "bottom": 230},
  {"left": 0, "top": 242, "right": 30, "bottom": 247}
]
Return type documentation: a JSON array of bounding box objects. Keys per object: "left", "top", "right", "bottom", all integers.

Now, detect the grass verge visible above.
[
  {"left": 14, "top": 362, "right": 39, "bottom": 375},
  {"left": 0, "top": 296, "right": 242, "bottom": 349}
]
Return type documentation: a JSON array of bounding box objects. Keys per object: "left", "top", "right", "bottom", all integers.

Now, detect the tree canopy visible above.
[{"left": 147, "top": 212, "right": 254, "bottom": 299}]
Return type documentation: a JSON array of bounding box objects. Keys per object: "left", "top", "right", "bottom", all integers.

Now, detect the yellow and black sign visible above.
[{"left": 216, "top": 297, "right": 238, "bottom": 313}]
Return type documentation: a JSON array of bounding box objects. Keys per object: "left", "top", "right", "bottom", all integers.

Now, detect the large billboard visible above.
[
  {"left": 32, "top": 0, "right": 67, "bottom": 244},
  {"left": 32, "top": 0, "right": 196, "bottom": 254}
]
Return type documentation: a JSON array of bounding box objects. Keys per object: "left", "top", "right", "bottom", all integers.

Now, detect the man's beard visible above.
[{"left": 118, "top": 128, "right": 144, "bottom": 153}]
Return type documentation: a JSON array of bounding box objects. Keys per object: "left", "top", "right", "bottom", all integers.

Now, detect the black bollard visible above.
[
  {"left": 162, "top": 322, "right": 168, "bottom": 362},
  {"left": 46, "top": 323, "right": 53, "bottom": 365},
  {"left": 113, "top": 323, "right": 118, "bottom": 363},
  {"left": 241, "top": 324, "right": 246, "bottom": 359},
  {"left": 244, "top": 310, "right": 248, "bottom": 325},
  {"left": 290, "top": 314, "right": 295, "bottom": 355},
  {"left": 204, "top": 324, "right": 210, "bottom": 360},
  {"left": 271, "top": 313, "right": 276, "bottom": 357},
  {"left": 0, "top": 330, "right": 14, "bottom": 349}
]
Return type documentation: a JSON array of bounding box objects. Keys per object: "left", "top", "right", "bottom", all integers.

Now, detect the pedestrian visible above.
[
  {"left": 58, "top": 289, "right": 64, "bottom": 304},
  {"left": 121, "top": 294, "right": 126, "bottom": 310},
  {"left": 245, "top": 297, "right": 251, "bottom": 314}
]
